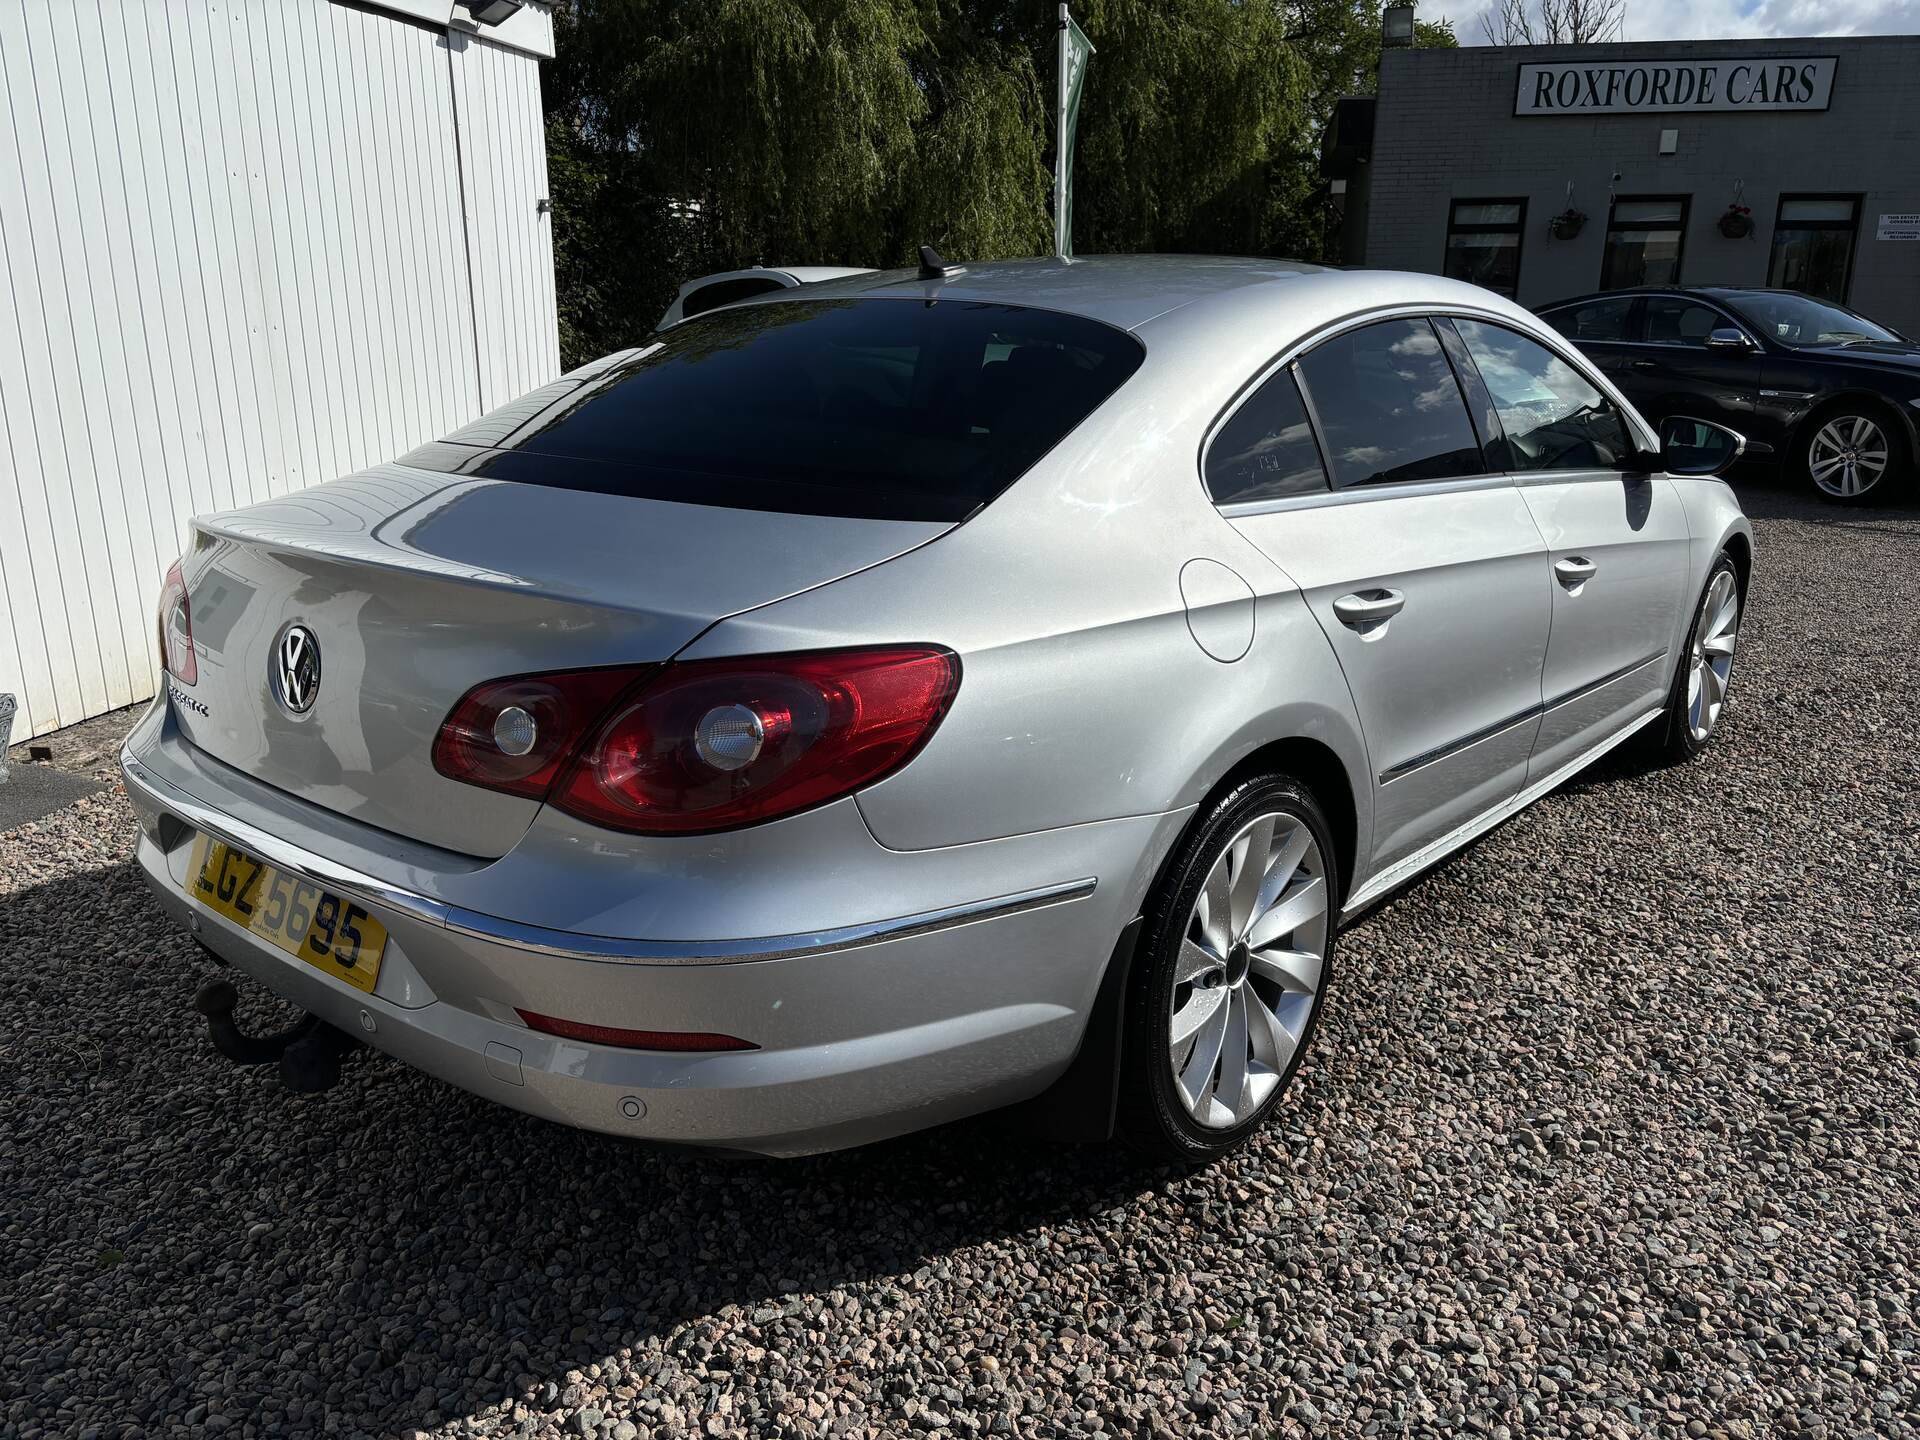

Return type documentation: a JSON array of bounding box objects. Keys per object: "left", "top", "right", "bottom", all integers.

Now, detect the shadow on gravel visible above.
[
  {"left": 1726, "top": 471, "right": 1917, "bottom": 527},
  {"left": 4, "top": 855, "right": 1189, "bottom": 1432}
]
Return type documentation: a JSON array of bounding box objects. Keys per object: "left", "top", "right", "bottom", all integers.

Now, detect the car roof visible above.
[
  {"left": 1537, "top": 285, "right": 1808, "bottom": 311},
  {"left": 740, "top": 254, "right": 1528, "bottom": 334}
]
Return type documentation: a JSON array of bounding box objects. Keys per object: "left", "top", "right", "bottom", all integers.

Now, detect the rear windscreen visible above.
[{"left": 407, "top": 298, "right": 1146, "bottom": 523}]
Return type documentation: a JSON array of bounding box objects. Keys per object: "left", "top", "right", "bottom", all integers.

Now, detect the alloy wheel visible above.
[
  {"left": 1686, "top": 568, "right": 1740, "bottom": 743},
  {"left": 1168, "top": 811, "right": 1328, "bottom": 1130},
  {"left": 1809, "top": 415, "right": 1889, "bottom": 499}
]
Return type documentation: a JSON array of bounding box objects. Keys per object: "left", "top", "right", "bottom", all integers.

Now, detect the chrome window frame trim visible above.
[
  {"left": 123, "top": 751, "right": 1096, "bottom": 966},
  {"left": 1201, "top": 302, "right": 1659, "bottom": 520}
]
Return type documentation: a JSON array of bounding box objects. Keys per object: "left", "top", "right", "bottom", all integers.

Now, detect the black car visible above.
[{"left": 1537, "top": 287, "right": 1919, "bottom": 505}]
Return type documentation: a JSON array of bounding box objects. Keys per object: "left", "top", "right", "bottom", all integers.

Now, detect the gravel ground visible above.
[{"left": 4, "top": 482, "right": 1916, "bottom": 1440}]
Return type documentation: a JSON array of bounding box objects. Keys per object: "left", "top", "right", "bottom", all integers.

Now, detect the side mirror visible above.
[
  {"left": 1704, "top": 327, "right": 1753, "bottom": 353},
  {"left": 1659, "top": 415, "right": 1746, "bottom": 477}
]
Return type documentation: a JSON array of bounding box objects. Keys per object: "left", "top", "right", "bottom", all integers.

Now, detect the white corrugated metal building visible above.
[{"left": 0, "top": 0, "right": 561, "bottom": 741}]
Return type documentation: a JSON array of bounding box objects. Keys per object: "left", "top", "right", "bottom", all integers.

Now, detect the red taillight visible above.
[
  {"left": 157, "top": 560, "right": 197, "bottom": 686},
  {"left": 430, "top": 666, "right": 653, "bottom": 799},
  {"left": 432, "top": 646, "right": 959, "bottom": 834},
  {"left": 554, "top": 646, "right": 959, "bottom": 834},
  {"left": 515, "top": 1010, "right": 756, "bottom": 1052}
]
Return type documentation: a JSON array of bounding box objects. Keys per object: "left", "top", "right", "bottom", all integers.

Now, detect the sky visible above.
[{"left": 1444, "top": 0, "right": 1920, "bottom": 44}]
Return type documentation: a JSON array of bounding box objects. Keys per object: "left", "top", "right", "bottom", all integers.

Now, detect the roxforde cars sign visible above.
[{"left": 1515, "top": 56, "right": 1836, "bottom": 115}]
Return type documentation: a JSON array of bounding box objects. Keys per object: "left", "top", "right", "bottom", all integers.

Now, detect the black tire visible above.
[
  {"left": 1116, "top": 772, "right": 1338, "bottom": 1164},
  {"left": 1647, "top": 552, "right": 1741, "bottom": 766},
  {"left": 1800, "top": 401, "right": 1909, "bottom": 505}
]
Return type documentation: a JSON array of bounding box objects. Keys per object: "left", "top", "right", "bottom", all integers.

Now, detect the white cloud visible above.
[{"left": 1442, "top": 0, "right": 1920, "bottom": 44}]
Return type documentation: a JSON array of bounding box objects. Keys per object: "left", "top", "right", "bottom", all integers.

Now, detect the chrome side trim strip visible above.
[
  {"left": 1379, "top": 706, "right": 1540, "bottom": 785},
  {"left": 123, "top": 750, "right": 1095, "bottom": 966},
  {"left": 1343, "top": 705, "right": 1663, "bottom": 921},
  {"left": 439, "top": 879, "right": 1098, "bottom": 965},
  {"left": 1541, "top": 650, "right": 1666, "bottom": 713},
  {"left": 1379, "top": 651, "right": 1666, "bottom": 785}
]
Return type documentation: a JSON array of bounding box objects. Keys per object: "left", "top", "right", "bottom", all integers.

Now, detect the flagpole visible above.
[{"left": 1055, "top": 2, "right": 1069, "bottom": 259}]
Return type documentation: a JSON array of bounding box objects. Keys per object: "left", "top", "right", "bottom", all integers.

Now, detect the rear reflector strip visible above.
[{"left": 514, "top": 1009, "right": 756, "bottom": 1052}]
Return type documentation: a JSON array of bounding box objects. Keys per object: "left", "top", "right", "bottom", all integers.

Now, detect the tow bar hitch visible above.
[{"left": 193, "top": 977, "right": 362, "bottom": 1093}]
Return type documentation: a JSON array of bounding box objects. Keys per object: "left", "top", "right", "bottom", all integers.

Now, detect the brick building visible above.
[{"left": 1325, "top": 34, "right": 1920, "bottom": 334}]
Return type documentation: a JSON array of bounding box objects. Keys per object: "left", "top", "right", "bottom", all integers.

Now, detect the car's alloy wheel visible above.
[
  {"left": 1808, "top": 413, "right": 1890, "bottom": 500},
  {"left": 1648, "top": 552, "right": 1742, "bottom": 765},
  {"left": 1119, "top": 774, "right": 1337, "bottom": 1162},
  {"left": 1685, "top": 565, "right": 1740, "bottom": 743},
  {"left": 1168, "top": 812, "right": 1328, "bottom": 1129}
]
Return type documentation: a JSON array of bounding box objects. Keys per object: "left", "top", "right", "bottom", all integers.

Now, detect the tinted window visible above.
[
  {"left": 1728, "top": 291, "right": 1898, "bottom": 347},
  {"left": 1443, "top": 199, "right": 1526, "bottom": 299},
  {"left": 1452, "top": 319, "right": 1634, "bottom": 472},
  {"left": 1544, "top": 297, "right": 1634, "bottom": 343},
  {"left": 1205, "top": 367, "right": 1328, "bottom": 504},
  {"left": 680, "top": 276, "right": 788, "bottom": 318},
  {"left": 1295, "top": 319, "right": 1484, "bottom": 489},
  {"left": 1641, "top": 297, "right": 1726, "bottom": 347},
  {"left": 412, "top": 300, "right": 1145, "bottom": 522},
  {"left": 1601, "top": 197, "right": 1687, "bottom": 289},
  {"left": 1767, "top": 196, "right": 1861, "bottom": 304}
]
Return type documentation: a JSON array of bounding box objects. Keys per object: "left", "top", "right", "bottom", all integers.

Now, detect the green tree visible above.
[
  {"left": 1267, "top": 1, "right": 1457, "bottom": 259},
  {"left": 543, "top": 1, "right": 1449, "bottom": 367}
]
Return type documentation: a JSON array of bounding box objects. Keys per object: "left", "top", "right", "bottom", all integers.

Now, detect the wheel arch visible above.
[
  {"left": 1722, "top": 527, "right": 1753, "bottom": 601},
  {"left": 1208, "top": 736, "right": 1360, "bottom": 911},
  {"left": 1013, "top": 729, "right": 1361, "bottom": 1145},
  {"left": 1792, "top": 390, "right": 1918, "bottom": 468}
]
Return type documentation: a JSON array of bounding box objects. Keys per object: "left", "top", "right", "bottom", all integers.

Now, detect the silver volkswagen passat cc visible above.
[{"left": 125, "top": 256, "right": 1752, "bottom": 1160}]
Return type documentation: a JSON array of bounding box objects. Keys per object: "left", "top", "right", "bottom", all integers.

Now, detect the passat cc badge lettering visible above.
[{"left": 273, "top": 623, "right": 322, "bottom": 715}]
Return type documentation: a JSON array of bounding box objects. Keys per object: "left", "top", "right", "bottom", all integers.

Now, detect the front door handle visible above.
[
  {"left": 1632, "top": 359, "right": 1657, "bottom": 370},
  {"left": 1332, "top": 588, "right": 1406, "bottom": 631},
  {"left": 1554, "top": 556, "right": 1598, "bottom": 590}
]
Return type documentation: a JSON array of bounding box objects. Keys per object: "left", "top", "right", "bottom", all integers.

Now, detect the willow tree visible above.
[{"left": 545, "top": 1, "right": 1386, "bottom": 366}]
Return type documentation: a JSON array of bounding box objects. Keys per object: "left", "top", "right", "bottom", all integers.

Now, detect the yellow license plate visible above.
[{"left": 184, "top": 835, "right": 388, "bottom": 994}]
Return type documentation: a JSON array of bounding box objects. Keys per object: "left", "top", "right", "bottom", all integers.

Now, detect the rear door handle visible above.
[
  {"left": 1554, "top": 556, "right": 1597, "bottom": 589},
  {"left": 1332, "top": 588, "right": 1406, "bottom": 630},
  {"left": 1631, "top": 359, "right": 1657, "bottom": 370}
]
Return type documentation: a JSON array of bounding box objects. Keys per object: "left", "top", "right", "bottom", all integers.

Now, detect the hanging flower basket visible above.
[
  {"left": 1549, "top": 208, "right": 1586, "bottom": 240},
  {"left": 1718, "top": 205, "right": 1754, "bottom": 239}
]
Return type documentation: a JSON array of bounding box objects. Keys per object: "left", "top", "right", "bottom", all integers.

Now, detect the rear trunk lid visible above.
[{"left": 172, "top": 464, "right": 945, "bottom": 856}]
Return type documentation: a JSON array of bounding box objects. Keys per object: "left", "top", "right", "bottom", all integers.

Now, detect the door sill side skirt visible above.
[{"left": 1342, "top": 704, "right": 1663, "bottom": 921}]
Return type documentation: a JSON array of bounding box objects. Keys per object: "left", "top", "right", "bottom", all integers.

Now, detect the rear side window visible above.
[
  {"left": 1205, "top": 367, "right": 1328, "bottom": 505},
  {"left": 1544, "top": 297, "right": 1635, "bottom": 343},
  {"left": 1451, "top": 318, "right": 1635, "bottom": 472},
  {"left": 1295, "top": 319, "right": 1485, "bottom": 489},
  {"left": 412, "top": 300, "right": 1145, "bottom": 522}
]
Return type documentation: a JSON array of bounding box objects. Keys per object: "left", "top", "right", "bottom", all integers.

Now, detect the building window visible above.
[
  {"left": 1600, "top": 196, "right": 1688, "bottom": 290},
  {"left": 1767, "top": 195, "right": 1860, "bottom": 303},
  {"left": 1443, "top": 200, "right": 1526, "bottom": 298}
]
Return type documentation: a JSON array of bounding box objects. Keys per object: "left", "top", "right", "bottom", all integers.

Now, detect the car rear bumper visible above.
[{"left": 123, "top": 706, "right": 1185, "bottom": 1155}]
